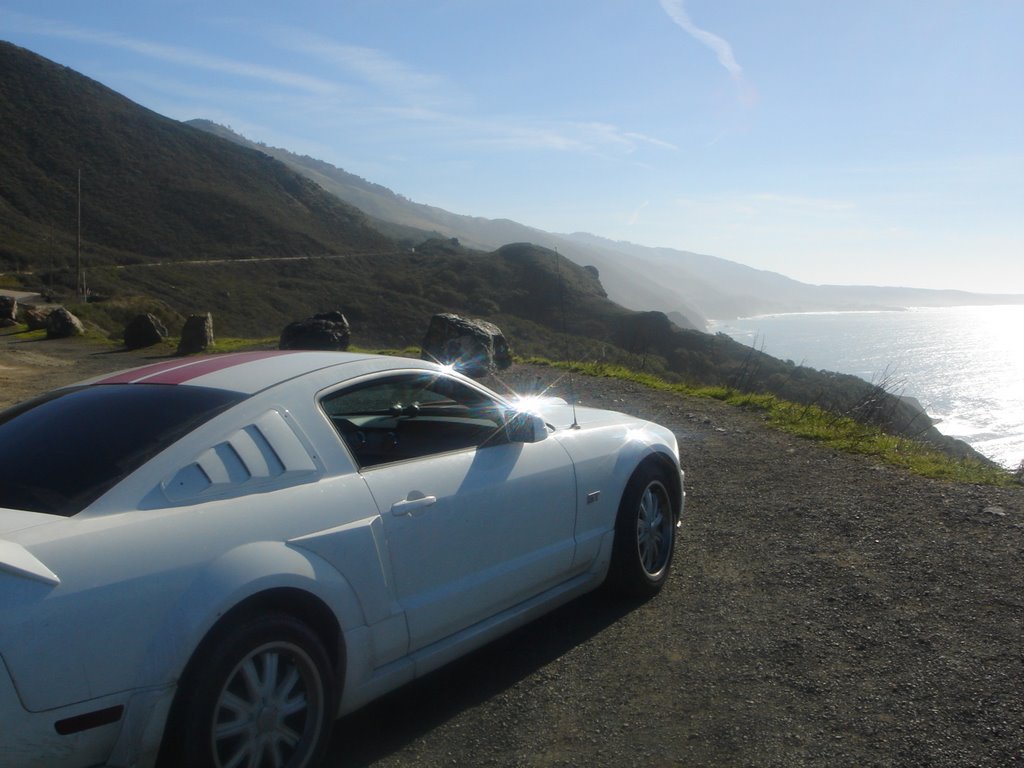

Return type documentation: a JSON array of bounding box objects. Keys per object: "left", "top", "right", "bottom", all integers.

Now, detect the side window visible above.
[{"left": 321, "top": 372, "right": 508, "bottom": 468}]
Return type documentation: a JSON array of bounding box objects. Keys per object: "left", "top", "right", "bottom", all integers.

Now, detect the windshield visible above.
[{"left": 0, "top": 384, "right": 245, "bottom": 516}]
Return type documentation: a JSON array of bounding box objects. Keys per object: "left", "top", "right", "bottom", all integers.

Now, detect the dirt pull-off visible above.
[
  {"left": 0, "top": 328, "right": 161, "bottom": 407},
  {"left": 1, "top": 332, "right": 1021, "bottom": 767}
]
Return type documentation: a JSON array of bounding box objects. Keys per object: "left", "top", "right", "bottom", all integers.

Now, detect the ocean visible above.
[{"left": 708, "top": 305, "right": 1024, "bottom": 470}]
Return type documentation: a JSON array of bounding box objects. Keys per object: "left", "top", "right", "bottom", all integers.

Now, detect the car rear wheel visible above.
[
  {"left": 607, "top": 464, "right": 676, "bottom": 597},
  {"left": 164, "top": 613, "right": 335, "bottom": 768}
]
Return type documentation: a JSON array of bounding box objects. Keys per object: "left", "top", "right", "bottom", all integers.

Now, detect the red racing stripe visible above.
[
  {"left": 96, "top": 358, "right": 209, "bottom": 385},
  {"left": 94, "top": 351, "right": 291, "bottom": 386}
]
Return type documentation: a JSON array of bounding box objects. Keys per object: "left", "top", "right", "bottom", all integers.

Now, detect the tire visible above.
[
  {"left": 606, "top": 463, "right": 677, "bottom": 597},
  {"left": 163, "top": 613, "right": 336, "bottom": 768}
]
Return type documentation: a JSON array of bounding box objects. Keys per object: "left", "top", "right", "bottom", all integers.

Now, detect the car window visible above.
[
  {"left": 321, "top": 372, "right": 507, "bottom": 468},
  {"left": 0, "top": 384, "right": 245, "bottom": 516}
]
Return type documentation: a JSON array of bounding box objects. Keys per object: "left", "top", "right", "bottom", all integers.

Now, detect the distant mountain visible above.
[
  {"left": 189, "top": 121, "right": 1024, "bottom": 327},
  {"left": 561, "top": 233, "right": 1024, "bottom": 321},
  {"left": 0, "top": 42, "right": 391, "bottom": 273},
  {"left": 185, "top": 119, "right": 706, "bottom": 329}
]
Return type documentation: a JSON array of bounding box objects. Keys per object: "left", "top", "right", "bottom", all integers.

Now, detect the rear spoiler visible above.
[{"left": 0, "top": 540, "right": 60, "bottom": 585}]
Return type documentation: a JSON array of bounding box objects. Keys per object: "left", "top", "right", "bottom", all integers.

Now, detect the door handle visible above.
[{"left": 390, "top": 494, "right": 437, "bottom": 516}]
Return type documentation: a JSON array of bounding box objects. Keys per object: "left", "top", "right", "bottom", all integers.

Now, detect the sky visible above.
[{"left": 2, "top": 1, "right": 1022, "bottom": 294}]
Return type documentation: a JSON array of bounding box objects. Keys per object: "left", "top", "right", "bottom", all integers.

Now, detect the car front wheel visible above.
[
  {"left": 164, "top": 613, "right": 335, "bottom": 768},
  {"left": 607, "top": 464, "right": 677, "bottom": 597}
]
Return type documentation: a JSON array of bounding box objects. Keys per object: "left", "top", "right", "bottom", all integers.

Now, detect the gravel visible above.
[{"left": 2, "top": 338, "right": 1020, "bottom": 767}]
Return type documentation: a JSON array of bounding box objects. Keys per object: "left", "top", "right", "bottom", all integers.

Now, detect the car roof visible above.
[{"left": 79, "top": 350, "right": 442, "bottom": 395}]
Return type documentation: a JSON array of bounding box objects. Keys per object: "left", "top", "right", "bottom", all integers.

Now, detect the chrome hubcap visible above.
[{"left": 212, "top": 641, "right": 323, "bottom": 768}]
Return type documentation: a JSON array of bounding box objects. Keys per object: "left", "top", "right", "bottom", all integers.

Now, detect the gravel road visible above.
[{"left": 2, "top": 334, "right": 1021, "bottom": 767}]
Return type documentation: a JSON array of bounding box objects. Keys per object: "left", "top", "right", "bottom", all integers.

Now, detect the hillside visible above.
[{"left": 0, "top": 42, "right": 392, "bottom": 277}]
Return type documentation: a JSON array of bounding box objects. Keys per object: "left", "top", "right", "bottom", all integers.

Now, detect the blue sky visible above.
[{"left": 2, "top": 1, "right": 1022, "bottom": 293}]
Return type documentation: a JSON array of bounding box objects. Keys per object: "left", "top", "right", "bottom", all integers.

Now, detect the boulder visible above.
[
  {"left": 279, "top": 311, "right": 351, "bottom": 351},
  {"left": 177, "top": 313, "right": 214, "bottom": 355},
  {"left": 45, "top": 307, "right": 85, "bottom": 338},
  {"left": 0, "top": 295, "right": 16, "bottom": 327},
  {"left": 123, "top": 313, "right": 168, "bottom": 350},
  {"left": 24, "top": 307, "right": 51, "bottom": 331},
  {"left": 420, "top": 313, "right": 512, "bottom": 378}
]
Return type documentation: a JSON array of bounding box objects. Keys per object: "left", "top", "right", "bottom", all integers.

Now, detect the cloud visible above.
[
  {"left": 2, "top": 11, "right": 340, "bottom": 94},
  {"left": 573, "top": 123, "right": 678, "bottom": 153},
  {"left": 658, "top": 0, "right": 755, "bottom": 104},
  {"left": 371, "top": 112, "right": 675, "bottom": 156},
  {"left": 658, "top": 0, "right": 742, "bottom": 80},
  {"left": 629, "top": 201, "right": 650, "bottom": 226},
  {"left": 270, "top": 29, "right": 455, "bottom": 107},
  {"left": 672, "top": 192, "right": 856, "bottom": 218},
  {"left": 268, "top": 34, "right": 680, "bottom": 155},
  {"left": 4, "top": 8, "right": 679, "bottom": 162},
  {"left": 623, "top": 131, "right": 679, "bottom": 151},
  {"left": 749, "top": 193, "right": 856, "bottom": 212}
]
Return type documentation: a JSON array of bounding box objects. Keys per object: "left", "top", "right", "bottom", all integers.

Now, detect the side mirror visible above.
[{"left": 501, "top": 410, "right": 548, "bottom": 444}]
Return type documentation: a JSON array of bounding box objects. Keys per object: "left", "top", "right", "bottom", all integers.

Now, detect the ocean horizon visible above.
[{"left": 709, "top": 305, "right": 1024, "bottom": 470}]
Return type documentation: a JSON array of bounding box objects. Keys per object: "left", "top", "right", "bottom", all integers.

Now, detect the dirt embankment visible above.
[{"left": 2, "top": 331, "right": 1022, "bottom": 766}]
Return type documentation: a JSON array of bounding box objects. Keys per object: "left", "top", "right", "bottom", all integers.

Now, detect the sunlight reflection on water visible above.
[{"left": 710, "top": 306, "right": 1024, "bottom": 469}]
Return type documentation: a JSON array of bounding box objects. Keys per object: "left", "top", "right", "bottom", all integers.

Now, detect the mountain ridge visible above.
[{"left": 187, "top": 120, "right": 1024, "bottom": 327}]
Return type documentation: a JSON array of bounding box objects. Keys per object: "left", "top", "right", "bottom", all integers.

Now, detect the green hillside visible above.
[{"left": 0, "top": 42, "right": 392, "bottom": 277}]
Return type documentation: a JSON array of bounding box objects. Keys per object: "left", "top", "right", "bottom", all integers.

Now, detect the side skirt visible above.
[{"left": 338, "top": 569, "right": 603, "bottom": 715}]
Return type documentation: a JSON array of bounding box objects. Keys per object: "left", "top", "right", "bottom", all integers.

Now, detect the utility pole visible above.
[{"left": 76, "top": 168, "right": 83, "bottom": 302}]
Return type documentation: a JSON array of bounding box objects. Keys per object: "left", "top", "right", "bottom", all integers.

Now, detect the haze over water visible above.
[{"left": 710, "top": 305, "right": 1024, "bottom": 469}]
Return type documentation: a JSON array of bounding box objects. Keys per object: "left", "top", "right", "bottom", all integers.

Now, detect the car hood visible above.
[{"left": 527, "top": 399, "right": 642, "bottom": 431}]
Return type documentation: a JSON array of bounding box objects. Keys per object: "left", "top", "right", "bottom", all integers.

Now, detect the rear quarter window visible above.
[{"left": 0, "top": 384, "right": 245, "bottom": 516}]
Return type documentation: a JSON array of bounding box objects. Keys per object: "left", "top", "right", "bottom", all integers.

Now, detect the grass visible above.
[
  {"left": 204, "top": 336, "right": 278, "bottom": 353},
  {"left": 521, "top": 357, "right": 1018, "bottom": 487},
  {"left": 0, "top": 322, "right": 113, "bottom": 346},
  {"left": 175, "top": 339, "right": 419, "bottom": 355},
  {"left": 0, "top": 273, "right": 24, "bottom": 289}
]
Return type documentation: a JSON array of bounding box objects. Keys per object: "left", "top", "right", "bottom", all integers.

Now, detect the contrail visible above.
[
  {"left": 658, "top": 0, "right": 744, "bottom": 83},
  {"left": 629, "top": 201, "right": 650, "bottom": 226}
]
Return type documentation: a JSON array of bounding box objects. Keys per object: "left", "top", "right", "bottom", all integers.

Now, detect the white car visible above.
[{"left": 0, "top": 351, "right": 684, "bottom": 768}]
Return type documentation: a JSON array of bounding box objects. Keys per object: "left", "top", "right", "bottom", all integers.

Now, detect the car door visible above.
[{"left": 321, "top": 371, "right": 578, "bottom": 651}]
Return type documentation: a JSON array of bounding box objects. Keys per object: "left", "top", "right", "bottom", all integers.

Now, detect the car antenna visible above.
[{"left": 555, "top": 248, "right": 581, "bottom": 429}]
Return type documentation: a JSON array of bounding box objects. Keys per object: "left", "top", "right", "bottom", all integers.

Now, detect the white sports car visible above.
[{"left": 0, "top": 351, "right": 684, "bottom": 768}]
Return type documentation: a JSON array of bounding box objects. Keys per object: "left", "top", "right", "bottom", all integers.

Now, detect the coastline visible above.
[{"left": 709, "top": 306, "right": 1024, "bottom": 469}]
